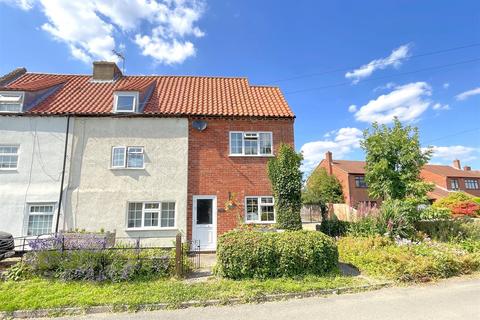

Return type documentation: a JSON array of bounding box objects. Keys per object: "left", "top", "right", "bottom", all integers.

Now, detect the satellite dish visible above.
[{"left": 192, "top": 120, "right": 208, "bottom": 131}]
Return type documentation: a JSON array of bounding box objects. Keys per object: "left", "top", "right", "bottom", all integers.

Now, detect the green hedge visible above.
[
  {"left": 317, "top": 220, "right": 350, "bottom": 237},
  {"left": 216, "top": 230, "right": 338, "bottom": 279},
  {"left": 415, "top": 218, "right": 480, "bottom": 242}
]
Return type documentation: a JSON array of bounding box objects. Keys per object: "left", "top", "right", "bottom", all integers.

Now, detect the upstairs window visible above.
[
  {"left": 229, "top": 132, "right": 273, "bottom": 156},
  {"left": 111, "top": 146, "right": 144, "bottom": 169},
  {"left": 0, "top": 92, "right": 24, "bottom": 113},
  {"left": 465, "top": 179, "right": 479, "bottom": 190},
  {"left": 450, "top": 179, "right": 459, "bottom": 191},
  {"left": 0, "top": 145, "right": 19, "bottom": 169},
  {"left": 355, "top": 176, "right": 368, "bottom": 188},
  {"left": 245, "top": 196, "right": 275, "bottom": 223},
  {"left": 113, "top": 92, "right": 138, "bottom": 113}
]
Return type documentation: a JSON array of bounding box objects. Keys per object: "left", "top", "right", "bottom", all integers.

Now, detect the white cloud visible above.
[
  {"left": 348, "top": 104, "right": 357, "bottom": 113},
  {"left": 456, "top": 87, "right": 480, "bottom": 101},
  {"left": 354, "top": 82, "right": 432, "bottom": 124},
  {"left": 374, "top": 82, "right": 396, "bottom": 92},
  {"left": 2, "top": 0, "right": 206, "bottom": 65},
  {"left": 0, "top": 0, "right": 34, "bottom": 10},
  {"left": 345, "top": 44, "right": 411, "bottom": 83},
  {"left": 432, "top": 103, "right": 450, "bottom": 111},
  {"left": 443, "top": 83, "right": 450, "bottom": 89},
  {"left": 301, "top": 127, "right": 363, "bottom": 173},
  {"left": 428, "top": 145, "right": 478, "bottom": 163}
]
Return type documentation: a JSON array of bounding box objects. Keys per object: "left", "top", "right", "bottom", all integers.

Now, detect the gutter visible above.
[{"left": 55, "top": 115, "right": 71, "bottom": 233}]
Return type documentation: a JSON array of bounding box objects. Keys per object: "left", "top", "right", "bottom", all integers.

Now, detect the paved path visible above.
[{"left": 46, "top": 278, "right": 480, "bottom": 320}]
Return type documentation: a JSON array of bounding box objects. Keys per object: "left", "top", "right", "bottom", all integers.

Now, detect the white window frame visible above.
[
  {"left": 229, "top": 131, "right": 273, "bottom": 157},
  {"left": 0, "top": 145, "right": 19, "bottom": 170},
  {"left": 244, "top": 196, "right": 275, "bottom": 224},
  {"left": 465, "top": 179, "right": 479, "bottom": 190},
  {"left": 26, "top": 203, "right": 56, "bottom": 236},
  {"left": 0, "top": 91, "right": 24, "bottom": 113},
  {"left": 113, "top": 91, "right": 139, "bottom": 113},
  {"left": 111, "top": 146, "right": 144, "bottom": 169},
  {"left": 126, "top": 201, "right": 177, "bottom": 230}
]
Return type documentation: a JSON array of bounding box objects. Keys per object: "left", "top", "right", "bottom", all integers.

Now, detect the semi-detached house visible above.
[{"left": 0, "top": 62, "right": 295, "bottom": 250}]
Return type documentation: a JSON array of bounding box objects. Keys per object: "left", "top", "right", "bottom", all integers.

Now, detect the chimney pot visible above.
[
  {"left": 325, "top": 151, "right": 333, "bottom": 175},
  {"left": 452, "top": 159, "right": 461, "bottom": 170},
  {"left": 92, "top": 61, "right": 122, "bottom": 81},
  {"left": 464, "top": 166, "right": 471, "bottom": 171}
]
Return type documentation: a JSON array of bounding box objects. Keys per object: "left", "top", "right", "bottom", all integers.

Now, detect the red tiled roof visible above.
[
  {"left": 2, "top": 73, "right": 294, "bottom": 118},
  {"left": 332, "top": 160, "right": 366, "bottom": 174},
  {"left": 422, "top": 165, "right": 480, "bottom": 178},
  {"left": 428, "top": 185, "right": 452, "bottom": 200}
]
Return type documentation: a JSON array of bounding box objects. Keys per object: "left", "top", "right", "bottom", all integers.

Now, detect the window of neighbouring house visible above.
[
  {"left": 111, "top": 146, "right": 144, "bottom": 169},
  {"left": 245, "top": 196, "right": 275, "bottom": 223},
  {"left": 0, "top": 92, "right": 24, "bottom": 113},
  {"left": 127, "top": 202, "right": 176, "bottom": 229},
  {"left": 27, "top": 204, "right": 55, "bottom": 236},
  {"left": 465, "top": 179, "right": 479, "bottom": 190},
  {"left": 0, "top": 145, "right": 19, "bottom": 169},
  {"left": 355, "top": 175, "right": 368, "bottom": 188},
  {"left": 229, "top": 132, "right": 273, "bottom": 156},
  {"left": 450, "top": 179, "right": 459, "bottom": 190},
  {"left": 113, "top": 92, "right": 138, "bottom": 113}
]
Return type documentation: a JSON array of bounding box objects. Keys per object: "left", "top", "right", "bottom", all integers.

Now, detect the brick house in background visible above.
[
  {"left": 0, "top": 62, "right": 294, "bottom": 251},
  {"left": 314, "top": 152, "right": 480, "bottom": 208}
]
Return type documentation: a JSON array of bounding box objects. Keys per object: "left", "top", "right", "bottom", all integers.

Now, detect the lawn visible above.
[{"left": 0, "top": 274, "right": 367, "bottom": 312}]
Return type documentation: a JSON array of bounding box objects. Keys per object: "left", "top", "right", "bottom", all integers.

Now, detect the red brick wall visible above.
[{"left": 187, "top": 117, "right": 295, "bottom": 240}]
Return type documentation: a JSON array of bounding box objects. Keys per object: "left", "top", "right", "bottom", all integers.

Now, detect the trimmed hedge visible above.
[
  {"left": 317, "top": 220, "right": 350, "bottom": 237},
  {"left": 216, "top": 230, "right": 338, "bottom": 279}
]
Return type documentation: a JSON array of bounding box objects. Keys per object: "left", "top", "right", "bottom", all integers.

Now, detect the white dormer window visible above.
[
  {"left": 0, "top": 91, "right": 24, "bottom": 113},
  {"left": 114, "top": 91, "right": 139, "bottom": 113}
]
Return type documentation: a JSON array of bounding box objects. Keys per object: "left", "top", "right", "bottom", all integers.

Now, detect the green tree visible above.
[
  {"left": 303, "top": 167, "right": 344, "bottom": 219},
  {"left": 267, "top": 144, "right": 303, "bottom": 230},
  {"left": 361, "top": 117, "right": 433, "bottom": 201}
]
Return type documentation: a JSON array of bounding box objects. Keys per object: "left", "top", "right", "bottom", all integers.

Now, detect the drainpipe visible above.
[{"left": 55, "top": 115, "right": 71, "bottom": 234}]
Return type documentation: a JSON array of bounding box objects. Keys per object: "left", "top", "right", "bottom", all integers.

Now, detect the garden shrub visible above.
[
  {"left": 18, "top": 247, "right": 177, "bottom": 282},
  {"left": 415, "top": 218, "right": 480, "bottom": 242},
  {"left": 338, "top": 236, "right": 480, "bottom": 282},
  {"left": 418, "top": 206, "right": 451, "bottom": 220},
  {"left": 432, "top": 192, "right": 479, "bottom": 217},
  {"left": 347, "top": 217, "right": 381, "bottom": 237},
  {"left": 318, "top": 220, "right": 350, "bottom": 237},
  {"left": 450, "top": 201, "right": 480, "bottom": 217},
  {"left": 216, "top": 230, "right": 338, "bottom": 279}
]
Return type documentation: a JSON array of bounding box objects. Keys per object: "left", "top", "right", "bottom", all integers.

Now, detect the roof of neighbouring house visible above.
[
  {"left": 0, "top": 72, "right": 295, "bottom": 118},
  {"left": 428, "top": 185, "right": 452, "bottom": 200},
  {"left": 319, "top": 158, "right": 480, "bottom": 178},
  {"left": 422, "top": 165, "right": 480, "bottom": 178}
]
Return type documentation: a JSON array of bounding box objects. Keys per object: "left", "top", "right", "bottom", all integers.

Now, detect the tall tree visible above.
[
  {"left": 361, "top": 117, "right": 433, "bottom": 201},
  {"left": 303, "top": 167, "right": 344, "bottom": 219},
  {"left": 267, "top": 144, "right": 303, "bottom": 230}
]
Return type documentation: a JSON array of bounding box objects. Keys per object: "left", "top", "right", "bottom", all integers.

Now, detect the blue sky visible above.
[{"left": 1, "top": 0, "right": 479, "bottom": 173}]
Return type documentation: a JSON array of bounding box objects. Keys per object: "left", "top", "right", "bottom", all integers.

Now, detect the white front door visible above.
[{"left": 192, "top": 196, "right": 217, "bottom": 251}]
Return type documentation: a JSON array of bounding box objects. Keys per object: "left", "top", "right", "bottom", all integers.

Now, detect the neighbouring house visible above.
[
  {"left": 0, "top": 62, "right": 295, "bottom": 250},
  {"left": 313, "top": 151, "right": 480, "bottom": 209}
]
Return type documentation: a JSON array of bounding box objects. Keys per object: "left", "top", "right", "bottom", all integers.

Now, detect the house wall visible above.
[
  {"left": 346, "top": 174, "right": 377, "bottom": 207},
  {"left": 187, "top": 118, "right": 294, "bottom": 240},
  {"left": 454, "top": 178, "right": 480, "bottom": 197},
  {"left": 0, "top": 116, "right": 72, "bottom": 237},
  {"left": 67, "top": 117, "right": 188, "bottom": 246}
]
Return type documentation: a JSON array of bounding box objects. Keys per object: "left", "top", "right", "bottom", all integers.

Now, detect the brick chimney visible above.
[
  {"left": 92, "top": 61, "right": 122, "bottom": 81},
  {"left": 325, "top": 151, "right": 333, "bottom": 175},
  {"left": 464, "top": 166, "right": 471, "bottom": 171},
  {"left": 452, "top": 159, "right": 461, "bottom": 170}
]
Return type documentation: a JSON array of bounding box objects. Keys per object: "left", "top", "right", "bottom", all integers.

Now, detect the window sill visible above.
[
  {"left": 244, "top": 221, "right": 276, "bottom": 224},
  {"left": 0, "top": 168, "right": 18, "bottom": 171},
  {"left": 229, "top": 154, "right": 275, "bottom": 158},
  {"left": 125, "top": 227, "right": 177, "bottom": 232},
  {"left": 110, "top": 167, "right": 145, "bottom": 170}
]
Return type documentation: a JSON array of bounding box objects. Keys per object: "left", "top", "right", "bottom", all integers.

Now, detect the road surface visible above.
[{"left": 46, "top": 277, "right": 480, "bottom": 320}]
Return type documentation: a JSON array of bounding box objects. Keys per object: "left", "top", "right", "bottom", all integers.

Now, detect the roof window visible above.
[
  {"left": 0, "top": 91, "right": 24, "bottom": 113},
  {"left": 114, "top": 91, "right": 138, "bottom": 113}
]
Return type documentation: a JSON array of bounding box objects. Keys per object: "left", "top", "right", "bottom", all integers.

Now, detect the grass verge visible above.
[{"left": 0, "top": 274, "right": 367, "bottom": 312}]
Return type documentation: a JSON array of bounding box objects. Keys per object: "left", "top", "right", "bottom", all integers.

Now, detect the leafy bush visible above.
[
  {"left": 338, "top": 236, "right": 480, "bottom": 282},
  {"left": 348, "top": 217, "right": 382, "bottom": 237},
  {"left": 415, "top": 218, "right": 480, "bottom": 242},
  {"left": 377, "top": 199, "right": 418, "bottom": 238},
  {"left": 318, "top": 220, "right": 350, "bottom": 237},
  {"left": 1, "top": 263, "right": 32, "bottom": 281},
  {"left": 216, "top": 230, "right": 338, "bottom": 279},
  {"left": 418, "top": 206, "right": 451, "bottom": 220},
  {"left": 451, "top": 201, "right": 480, "bottom": 217},
  {"left": 433, "top": 192, "right": 473, "bottom": 209},
  {"left": 267, "top": 144, "right": 303, "bottom": 231}
]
